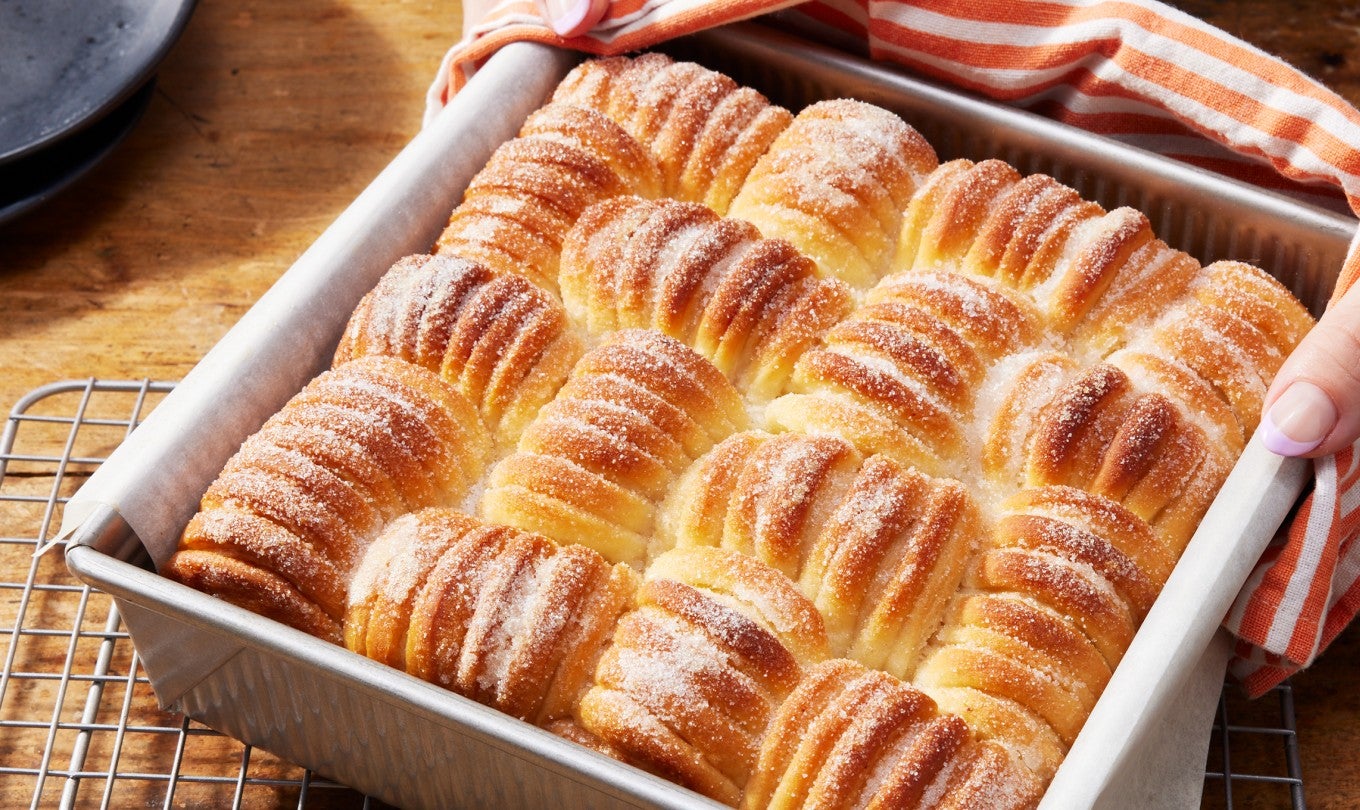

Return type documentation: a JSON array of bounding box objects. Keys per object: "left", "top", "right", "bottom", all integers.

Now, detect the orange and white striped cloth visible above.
[{"left": 430, "top": 0, "right": 1360, "bottom": 697}]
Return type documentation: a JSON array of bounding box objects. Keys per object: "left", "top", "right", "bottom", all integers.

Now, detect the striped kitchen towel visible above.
[{"left": 431, "top": 0, "right": 1360, "bottom": 697}]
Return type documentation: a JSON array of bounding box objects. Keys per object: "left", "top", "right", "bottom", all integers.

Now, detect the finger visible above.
[
  {"left": 1261, "top": 280, "right": 1360, "bottom": 458},
  {"left": 538, "top": 0, "right": 610, "bottom": 37}
]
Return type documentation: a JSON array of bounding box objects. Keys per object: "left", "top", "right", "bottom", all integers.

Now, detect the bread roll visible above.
[
  {"left": 729, "top": 100, "right": 938, "bottom": 288},
  {"left": 896, "top": 159, "right": 1198, "bottom": 343},
  {"left": 481, "top": 329, "right": 747, "bottom": 567},
  {"left": 578, "top": 547, "right": 826, "bottom": 804},
  {"left": 552, "top": 53, "right": 793, "bottom": 213},
  {"left": 560, "top": 195, "right": 853, "bottom": 399},
  {"left": 435, "top": 102, "right": 662, "bottom": 293},
  {"left": 1127, "top": 259, "right": 1315, "bottom": 438},
  {"left": 334, "top": 253, "right": 583, "bottom": 448},
  {"left": 746, "top": 659, "right": 1042, "bottom": 809},
  {"left": 164, "top": 355, "right": 491, "bottom": 641},
  {"left": 768, "top": 268, "right": 1037, "bottom": 477},
  {"left": 345, "top": 508, "right": 636, "bottom": 725},
  {"left": 659, "top": 430, "right": 978, "bottom": 676},
  {"left": 981, "top": 360, "right": 1230, "bottom": 547},
  {"left": 913, "top": 485, "right": 1167, "bottom": 773}
]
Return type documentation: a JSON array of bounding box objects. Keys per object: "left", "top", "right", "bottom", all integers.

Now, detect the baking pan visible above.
[{"left": 64, "top": 20, "right": 1355, "bottom": 809}]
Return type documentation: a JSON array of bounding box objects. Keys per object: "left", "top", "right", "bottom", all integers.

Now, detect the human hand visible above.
[
  {"left": 1261, "top": 280, "right": 1360, "bottom": 458},
  {"left": 461, "top": 0, "right": 610, "bottom": 38}
]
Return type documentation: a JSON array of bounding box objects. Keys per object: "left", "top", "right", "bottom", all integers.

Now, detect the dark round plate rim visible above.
[
  {"left": 0, "top": 0, "right": 198, "bottom": 165},
  {"left": 0, "top": 78, "right": 157, "bottom": 227}
]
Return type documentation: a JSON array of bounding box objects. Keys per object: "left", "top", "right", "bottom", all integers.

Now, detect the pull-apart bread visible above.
[{"left": 163, "top": 52, "right": 1315, "bottom": 808}]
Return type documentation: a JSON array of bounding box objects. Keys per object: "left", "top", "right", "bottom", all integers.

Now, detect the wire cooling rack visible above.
[{"left": 0, "top": 379, "right": 1307, "bottom": 809}]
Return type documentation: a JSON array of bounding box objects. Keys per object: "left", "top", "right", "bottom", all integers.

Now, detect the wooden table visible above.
[{"left": 1, "top": 1, "right": 1357, "bottom": 807}]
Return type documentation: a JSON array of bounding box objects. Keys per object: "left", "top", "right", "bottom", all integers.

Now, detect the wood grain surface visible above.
[{"left": 2, "top": 1, "right": 1358, "bottom": 807}]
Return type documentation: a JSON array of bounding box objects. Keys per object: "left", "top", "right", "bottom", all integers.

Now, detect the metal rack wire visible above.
[
  {"left": 0, "top": 379, "right": 1307, "bottom": 809},
  {"left": 0, "top": 380, "right": 377, "bottom": 809},
  {"left": 1204, "top": 680, "right": 1307, "bottom": 809}
]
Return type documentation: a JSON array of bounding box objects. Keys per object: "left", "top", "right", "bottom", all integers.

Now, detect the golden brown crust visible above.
[
  {"left": 334, "top": 254, "right": 584, "bottom": 448},
  {"left": 176, "top": 509, "right": 348, "bottom": 622},
  {"left": 550, "top": 54, "right": 669, "bottom": 121},
  {"left": 943, "top": 592, "right": 1111, "bottom": 708},
  {"left": 655, "top": 429, "right": 767, "bottom": 559},
  {"left": 435, "top": 102, "right": 662, "bottom": 293},
  {"left": 345, "top": 508, "right": 637, "bottom": 725},
  {"left": 643, "top": 547, "right": 828, "bottom": 668},
  {"left": 345, "top": 508, "right": 482, "bottom": 670},
  {"left": 1107, "top": 348, "right": 1245, "bottom": 457},
  {"left": 771, "top": 269, "right": 1038, "bottom": 477},
  {"left": 866, "top": 269, "right": 1043, "bottom": 362},
  {"left": 730, "top": 99, "right": 938, "bottom": 288},
  {"left": 165, "top": 356, "right": 490, "bottom": 639},
  {"left": 552, "top": 53, "right": 792, "bottom": 214},
  {"left": 684, "top": 89, "right": 794, "bottom": 215},
  {"left": 980, "top": 353, "right": 1234, "bottom": 554},
  {"left": 821, "top": 461, "right": 977, "bottom": 678},
  {"left": 579, "top": 548, "right": 822, "bottom": 804},
  {"left": 281, "top": 356, "right": 491, "bottom": 509},
  {"left": 980, "top": 352, "right": 1079, "bottom": 489},
  {"left": 963, "top": 174, "right": 1088, "bottom": 289},
  {"left": 164, "top": 548, "right": 344, "bottom": 643},
  {"left": 927, "top": 686, "right": 1065, "bottom": 785},
  {"left": 932, "top": 738, "right": 1046, "bottom": 810},
  {"left": 333, "top": 254, "right": 491, "bottom": 370},
  {"left": 913, "top": 485, "right": 1162, "bottom": 766},
  {"left": 1070, "top": 239, "right": 1200, "bottom": 354},
  {"left": 1123, "top": 260, "right": 1313, "bottom": 439},
  {"left": 897, "top": 159, "right": 1022, "bottom": 273},
  {"left": 969, "top": 544, "right": 1136, "bottom": 670},
  {"left": 481, "top": 330, "right": 747, "bottom": 567},
  {"left": 561, "top": 195, "right": 853, "bottom": 400},
  {"left": 746, "top": 659, "right": 1040, "bottom": 810},
  {"left": 542, "top": 717, "right": 630, "bottom": 760},
  {"left": 660, "top": 429, "right": 978, "bottom": 678},
  {"left": 1043, "top": 207, "right": 1155, "bottom": 333},
  {"left": 519, "top": 103, "right": 665, "bottom": 200},
  {"left": 725, "top": 433, "right": 864, "bottom": 581},
  {"left": 1024, "top": 364, "right": 1138, "bottom": 489}
]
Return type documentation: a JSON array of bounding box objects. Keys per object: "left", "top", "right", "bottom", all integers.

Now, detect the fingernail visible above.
[
  {"left": 547, "top": 0, "right": 595, "bottom": 37},
  {"left": 1262, "top": 381, "right": 1337, "bottom": 456}
]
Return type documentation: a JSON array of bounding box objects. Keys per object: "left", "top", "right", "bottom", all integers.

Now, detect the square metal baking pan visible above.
[{"left": 64, "top": 20, "right": 1356, "bottom": 809}]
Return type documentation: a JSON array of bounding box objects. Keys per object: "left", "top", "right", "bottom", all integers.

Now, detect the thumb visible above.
[
  {"left": 538, "top": 0, "right": 610, "bottom": 37},
  {"left": 1261, "top": 280, "right": 1360, "bottom": 458}
]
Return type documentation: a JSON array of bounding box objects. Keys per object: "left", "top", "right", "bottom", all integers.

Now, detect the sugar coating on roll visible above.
[
  {"left": 577, "top": 547, "right": 826, "bottom": 804},
  {"left": 729, "top": 99, "right": 938, "bottom": 289},
  {"left": 767, "top": 268, "right": 1040, "bottom": 478},
  {"left": 164, "top": 355, "right": 492, "bottom": 642},
  {"left": 659, "top": 430, "right": 980, "bottom": 677},
  {"left": 345, "top": 508, "right": 636, "bottom": 725},
  {"left": 435, "top": 102, "right": 663, "bottom": 294},
  {"left": 1124, "top": 259, "right": 1314, "bottom": 439},
  {"left": 551, "top": 52, "right": 793, "bottom": 214},
  {"left": 745, "top": 659, "right": 1042, "bottom": 810},
  {"left": 896, "top": 159, "right": 1194, "bottom": 346},
  {"left": 335, "top": 253, "right": 583, "bottom": 449},
  {"left": 560, "top": 195, "right": 854, "bottom": 400},
  {"left": 480, "top": 328, "right": 748, "bottom": 568}
]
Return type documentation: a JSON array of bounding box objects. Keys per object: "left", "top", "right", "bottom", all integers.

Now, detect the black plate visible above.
[
  {"left": 0, "top": 0, "right": 197, "bottom": 164},
  {"left": 0, "top": 78, "right": 155, "bottom": 226}
]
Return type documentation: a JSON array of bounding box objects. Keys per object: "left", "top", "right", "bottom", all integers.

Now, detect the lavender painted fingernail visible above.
[{"left": 1262, "top": 381, "right": 1336, "bottom": 456}]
